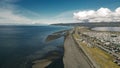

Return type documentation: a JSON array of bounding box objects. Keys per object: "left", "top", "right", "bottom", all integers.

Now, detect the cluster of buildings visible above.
[
  {"left": 77, "top": 31, "right": 120, "bottom": 65},
  {"left": 82, "top": 31, "right": 120, "bottom": 54},
  {"left": 83, "top": 32, "right": 120, "bottom": 45}
]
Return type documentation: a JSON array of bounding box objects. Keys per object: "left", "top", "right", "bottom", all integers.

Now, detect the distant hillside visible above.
[{"left": 51, "top": 22, "right": 120, "bottom": 27}]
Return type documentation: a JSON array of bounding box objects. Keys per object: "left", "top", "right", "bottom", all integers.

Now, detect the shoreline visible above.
[
  {"left": 31, "top": 30, "right": 67, "bottom": 68},
  {"left": 31, "top": 27, "right": 96, "bottom": 68},
  {"left": 31, "top": 26, "right": 120, "bottom": 68},
  {"left": 32, "top": 49, "right": 64, "bottom": 68}
]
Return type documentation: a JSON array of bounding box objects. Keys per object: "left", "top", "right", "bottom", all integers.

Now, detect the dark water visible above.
[{"left": 0, "top": 25, "right": 69, "bottom": 68}]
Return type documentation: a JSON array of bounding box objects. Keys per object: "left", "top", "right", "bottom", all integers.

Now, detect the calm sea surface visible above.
[
  {"left": 0, "top": 25, "right": 70, "bottom": 68},
  {"left": 92, "top": 27, "right": 120, "bottom": 32}
]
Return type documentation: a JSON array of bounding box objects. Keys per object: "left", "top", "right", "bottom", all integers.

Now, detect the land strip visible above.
[{"left": 63, "top": 31, "right": 95, "bottom": 68}]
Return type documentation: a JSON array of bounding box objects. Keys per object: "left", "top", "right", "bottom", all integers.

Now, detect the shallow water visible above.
[
  {"left": 92, "top": 27, "right": 120, "bottom": 32},
  {"left": 0, "top": 25, "right": 70, "bottom": 68}
]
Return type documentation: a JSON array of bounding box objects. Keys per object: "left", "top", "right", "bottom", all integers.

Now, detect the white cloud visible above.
[
  {"left": 0, "top": 0, "right": 79, "bottom": 25},
  {"left": 73, "top": 7, "right": 120, "bottom": 23},
  {"left": 0, "top": 0, "right": 76, "bottom": 25},
  {"left": 0, "top": 6, "right": 73, "bottom": 25},
  {"left": 0, "top": 0, "right": 35, "bottom": 25},
  {"left": 2, "top": 0, "right": 120, "bottom": 25},
  {"left": 53, "top": 10, "right": 79, "bottom": 23},
  {"left": 0, "top": 8, "right": 35, "bottom": 25}
]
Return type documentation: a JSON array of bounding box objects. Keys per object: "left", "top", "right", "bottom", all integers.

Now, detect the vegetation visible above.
[{"left": 73, "top": 28, "right": 120, "bottom": 68}]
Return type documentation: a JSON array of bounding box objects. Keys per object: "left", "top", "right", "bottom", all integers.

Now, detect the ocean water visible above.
[
  {"left": 0, "top": 25, "right": 69, "bottom": 68},
  {"left": 92, "top": 27, "right": 120, "bottom": 32}
]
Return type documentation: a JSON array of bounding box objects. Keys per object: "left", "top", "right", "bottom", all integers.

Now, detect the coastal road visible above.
[{"left": 63, "top": 34, "right": 94, "bottom": 68}]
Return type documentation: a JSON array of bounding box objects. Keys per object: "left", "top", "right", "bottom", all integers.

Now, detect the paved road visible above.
[{"left": 63, "top": 34, "right": 94, "bottom": 68}]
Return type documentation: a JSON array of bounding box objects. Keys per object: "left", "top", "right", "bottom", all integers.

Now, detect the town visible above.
[{"left": 74, "top": 27, "right": 120, "bottom": 67}]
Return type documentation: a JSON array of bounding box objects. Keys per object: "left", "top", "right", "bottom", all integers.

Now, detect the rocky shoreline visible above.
[
  {"left": 32, "top": 26, "right": 120, "bottom": 68},
  {"left": 31, "top": 28, "right": 94, "bottom": 68},
  {"left": 32, "top": 50, "right": 64, "bottom": 68}
]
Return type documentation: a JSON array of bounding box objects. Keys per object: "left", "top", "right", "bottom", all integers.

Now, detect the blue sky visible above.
[
  {"left": 0, "top": 0, "right": 120, "bottom": 25},
  {"left": 17, "top": 0, "right": 120, "bottom": 16}
]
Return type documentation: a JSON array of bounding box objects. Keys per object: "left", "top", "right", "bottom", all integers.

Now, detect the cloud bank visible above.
[
  {"left": 1, "top": 0, "right": 120, "bottom": 25},
  {"left": 0, "top": 8, "right": 34, "bottom": 24},
  {"left": 0, "top": 0, "right": 74, "bottom": 25},
  {"left": 73, "top": 7, "right": 120, "bottom": 23},
  {"left": 0, "top": 0, "right": 35, "bottom": 25}
]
